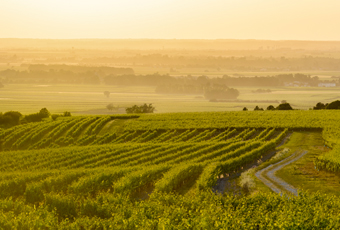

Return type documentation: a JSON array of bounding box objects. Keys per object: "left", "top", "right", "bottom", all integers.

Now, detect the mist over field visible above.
[
  {"left": 3, "top": 1, "right": 340, "bottom": 229},
  {"left": 1, "top": 39, "right": 340, "bottom": 114}
]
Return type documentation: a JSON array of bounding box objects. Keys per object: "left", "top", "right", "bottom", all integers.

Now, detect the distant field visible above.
[
  {"left": 1, "top": 63, "right": 339, "bottom": 79},
  {"left": 3, "top": 39, "right": 340, "bottom": 228},
  {"left": 131, "top": 66, "right": 340, "bottom": 79},
  {"left": 1, "top": 84, "right": 340, "bottom": 114}
]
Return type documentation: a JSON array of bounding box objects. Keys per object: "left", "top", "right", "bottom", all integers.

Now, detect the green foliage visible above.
[
  {"left": 254, "top": 105, "right": 264, "bottom": 111},
  {"left": 276, "top": 102, "right": 293, "bottom": 110},
  {"left": 114, "top": 165, "right": 170, "bottom": 195},
  {"left": 63, "top": 111, "right": 71, "bottom": 117},
  {"left": 0, "top": 111, "right": 22, "bottom": 127},
  {"left": 51, "top": 114, "right": 61, "bottom": 121},
  {"left": 69, "top": 168, "right": 130, "bottom": 196},
  {"left": 39, "top": 108, "right": 50, "bottom": 118},
  {"left": 267, "top": 105, "right": 275, "bottom": 110},
  {"left": 154, "top": 163, "right": 204, "bottom": 193},
  {"left": 126, "top": 103, "right": 155, "bottom": 114},
  {"left": 1, "top": 190, "right": 340, "bottom": 229},
  {"left": 325, "top": 100, "right": 340, "bottom": 110},
  {"left": 23, "top": 108, "right": 51, "bottom": 123},
  {"left": 123, "top": 110, "right": 340, "bottom": 130},
  {"left": 313, "top": 102, "right": 327, "bottom": 110},
  {"left": 2, "top": 110, "right": 340, "bottom": 227},
  {"left": 0, "top": 116, "right": 116, "bottom": 150},
  {"left": 45, "top": 193, "right": 78, "bottom": 221}
]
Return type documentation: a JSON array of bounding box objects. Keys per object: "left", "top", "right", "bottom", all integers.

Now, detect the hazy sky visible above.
[{"left": 1, "top": 0, "right": 340, "bottom": 40}]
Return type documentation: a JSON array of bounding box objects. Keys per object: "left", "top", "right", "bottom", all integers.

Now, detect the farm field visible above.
[
  {"left": 2, "top": 111, "right": 340, "bottom": 228},
  {"left": 3, "top": 1, "right": 340, "bottom": 228},
  {"left": 1, "top": 84, "right": 340, "bottom": 114},
  {"left": 131, "top": 65, "right": 340, "bottom": 79}
]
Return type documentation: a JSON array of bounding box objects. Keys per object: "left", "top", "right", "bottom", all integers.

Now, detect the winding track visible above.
[{"left": 255, "top": 150, "right": 308, "bottom": 196}]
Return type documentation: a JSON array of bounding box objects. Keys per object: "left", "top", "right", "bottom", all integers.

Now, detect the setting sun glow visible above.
[{"left": 1, "top": 0, "right": 340, "bottom": 39}]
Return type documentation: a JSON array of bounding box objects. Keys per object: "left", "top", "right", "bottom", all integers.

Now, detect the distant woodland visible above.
[
  {"left": 0, "top": 66, "right": 331, "bottom": 88},
  {"left": 0, "top": 65, "right": 133, "bottom": 84},
  {"left": 1, "top": 39, "right": 340, "bottom": 89},
  {"left": 4, "top": 56, "right": 340, "bottom": 72},
  {"left": 2, "top": 39, "right": 340, "bottom": 72},
  {"left": 75, "top": 55, "right": 340, "bottom": 71}
]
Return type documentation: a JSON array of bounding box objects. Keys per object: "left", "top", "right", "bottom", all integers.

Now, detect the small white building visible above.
[
  {"left": 284, "top": 81, "right": 310, "bottom": 87},
  {"left": 318, "top": 83, "right": 336, "bottom": 87}
]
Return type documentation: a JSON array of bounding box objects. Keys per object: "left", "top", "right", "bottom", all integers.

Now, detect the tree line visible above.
[
  {"left": 244, "top": 102, "right": 293, "bottom": 111},
  {"left": 106, "top": 73, "right": 327, "bottom": 87},
  {"left": 0, "top": 68, "right": 334, "bottom": 87},
  {"left": 0, "top": 108, "right": 71, "bottom": 128},
  {"left": 0, "top": 65, "right": 133, "bottom": 84},
  {"left": 313, "top": 100, "right": 340, "bottom": 110},
  {"left": 243, "top": 100, "right": 340, "bottom": 111},
  {"left": 66, "top": 54, "right": 340, "bottom": 71}
]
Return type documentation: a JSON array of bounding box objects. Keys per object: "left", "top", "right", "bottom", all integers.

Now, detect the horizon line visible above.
[{"left": 1, "top": 38, "right": 340, "bottom": 42}]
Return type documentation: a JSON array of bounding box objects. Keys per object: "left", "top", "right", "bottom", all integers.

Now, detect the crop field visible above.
[
  {"left": 1, "top": 111, "right": 340, "bottom": 228},
  {"left": 4, "top": 6, "right": 340, "bottom": 229},
  {"left": 1, "top": 84, "right": 340, "bottom": 114}
]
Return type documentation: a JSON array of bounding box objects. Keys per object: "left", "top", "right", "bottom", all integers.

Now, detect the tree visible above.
[
  {"left": 254, "top": 106, "right": 264, "bottom": 111},
  {"left": 1, "top": 111, "right": 22, "bottom": 126},
  {"left": 24, "top": 108, "right": 50, "bottom": 123},
  {"left": 325, "top": 100, "right": 340, "bottom": 110},
  {"left": 107, "top": 103, "right": 114, "bottom": 110},
  {"left": 106, "top": 103, "right": 119, "bottom": 111},
  {"left": 242, "top": 107, "right": 248, "bottom": 111},
  {"left": 313, "top": 102, "right": 326, "bottom": 110},
  {"left": 104, "top": 91, "right": 110, "bottom": 98},
  {"left": 63, "top": 111, "right": 71, "bottom": 116},
  {"left": 39, "top": 108, "right": 50, "bottom": 118},
  {"left": 24, "top": 113, "right": 43, "bottom": 123},
  {"left": 126, "top": 104, "right": 155, "bottom": 114},
  {"left": 267, "top": 105, "right": 275, "bottom": 110},
  {"left": 276, "top": 103, "right": 293, "bottom": 110}
]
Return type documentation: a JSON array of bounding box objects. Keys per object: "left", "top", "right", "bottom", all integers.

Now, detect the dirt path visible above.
[
  {"left": 255, "top": 150, "right": 308, "bottom": 196},
  {"left": 213, "top": 132, "right": 293, "bottom": 194}
]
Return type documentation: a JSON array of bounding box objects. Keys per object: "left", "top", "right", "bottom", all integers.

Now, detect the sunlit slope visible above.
[
  {"left": 125, "top": 110, "right": 340, "bottom": 131},
  {"left": 0, "top": 113, "right": 292, "bottom": 197},
  {"left": 1, "top": 110, "right": 340, "bottom": 199},
  {"left": 0, "top": 115, "right": 137, "bottom": 151},
  {"left": 0, "top": 127, "right": 287, "bottom": 199},
  {"left": 2, "top": 111, "right": 340, "bottom": 227},
  {"left": 0, "top": 112, "right": 302, "bottom": 151}
]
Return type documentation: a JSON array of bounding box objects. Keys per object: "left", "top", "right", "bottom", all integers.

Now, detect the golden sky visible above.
[{"left": 1, "top": 0, "right": 340, "bottom": 40}]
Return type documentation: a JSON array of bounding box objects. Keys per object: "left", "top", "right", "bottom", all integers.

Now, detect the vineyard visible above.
[{"left": 1, "top": 111, "right": 340, "bottom": 228}]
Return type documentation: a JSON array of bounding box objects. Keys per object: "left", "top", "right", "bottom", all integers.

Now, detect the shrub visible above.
[{"left": 63, "top": 111, "right": 71, "bottom": 116}]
